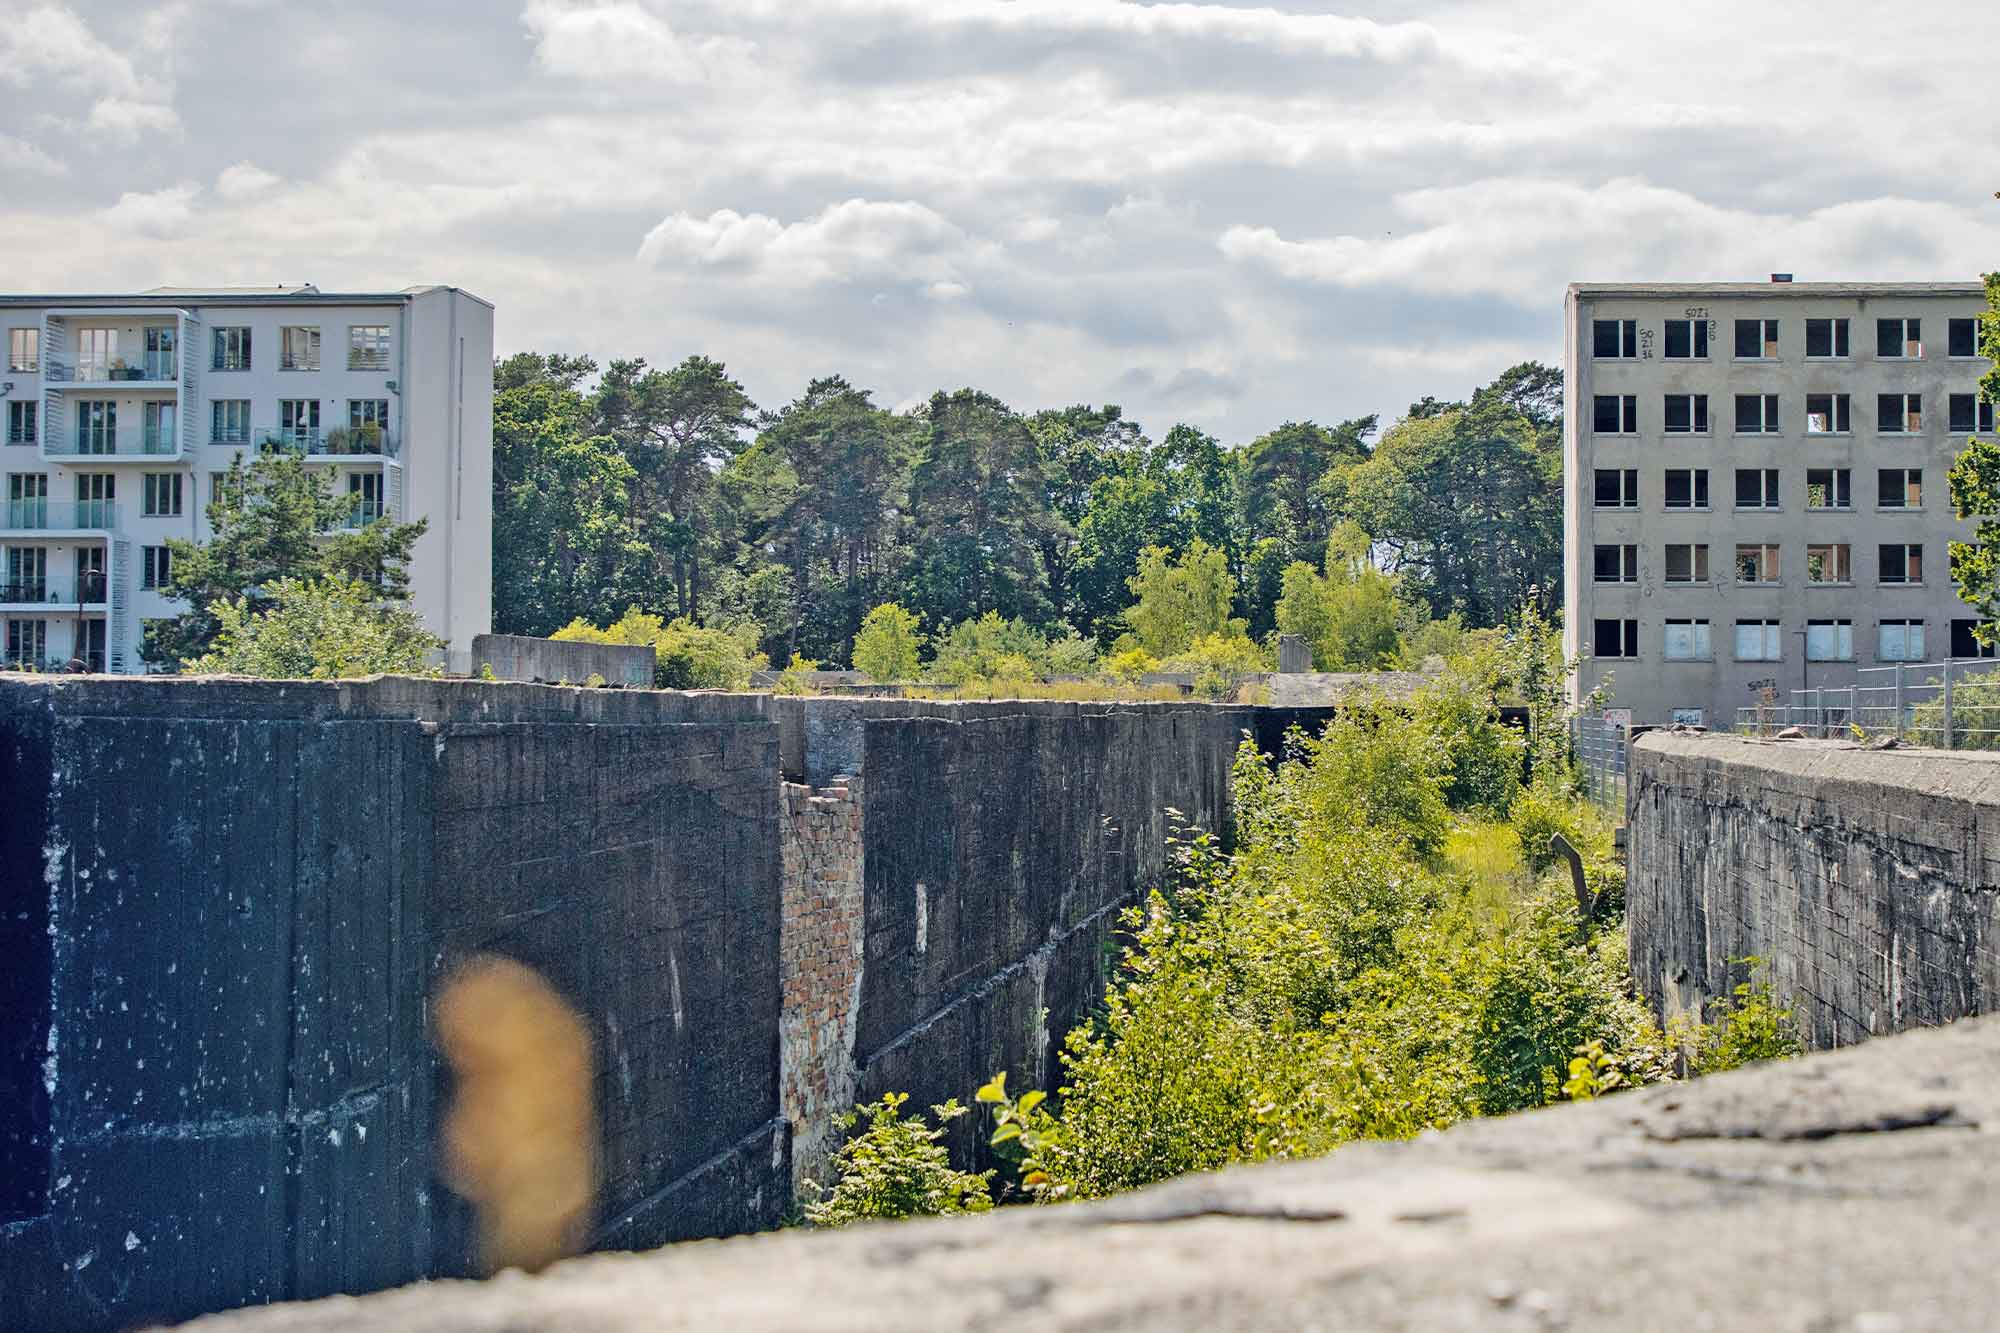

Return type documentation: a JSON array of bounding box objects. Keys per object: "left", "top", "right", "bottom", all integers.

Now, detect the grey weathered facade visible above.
[{"left": 1563, "top": 281, "right": 1995, "bottom": 727}]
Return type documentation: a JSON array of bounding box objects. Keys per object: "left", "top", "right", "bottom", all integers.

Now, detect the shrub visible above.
[
  {"left": 1411, "top": 655, "right": 1526, "bottom": 816},
  {"left": 803, "top": 1094, "right": 993, "bottom": 1226},
  {"left": 1163, "top": 630, "right": 1269, "bottom": 700},
  {"left": 1104, "top": 646, "right": 1159, "bottom": 681},
  {"left": 186, "top": 576, "right": 442, "bottom": 679},
  {"left": 852, "top": 603, "right": 924, "bottom": 682},
  {"left": 554, "top": 607, "right": 766, "bottom": 689},
  {"left": 1679, "top": 963, "right": 1803, "bottom": 1074}
]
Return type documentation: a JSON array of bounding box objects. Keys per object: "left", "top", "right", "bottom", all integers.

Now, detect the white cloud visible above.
[
  {"left": 216, "top": 161, "right": 282, "bottom": 199},
  {"left": 522, "top": 0, "right": 752, "bottom": 82},
  {"left": 0, "top": 133, "right": 64, "bottom": 174},
  {"left": 0, "top": 3, "right": 182, "bottom": 141},
  {"left": 87, "top": 98, "right": 180, "bottom": 141},
  {"left": 99, "top": 184, "right": 199, "bottom": 238},
  {"left": 925, "top": 281, "right": 969, "bottom": 301},
  {"left": 637, "top": 198, "right": 972, "bottom": 289},
  {"left": 1219, "top": 178, "right": 2000, "bottom": 305},
  {"left": 0, "top": 2, "right": 143, "bottom": 95}
]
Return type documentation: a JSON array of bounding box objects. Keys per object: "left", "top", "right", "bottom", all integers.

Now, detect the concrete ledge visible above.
[
  {"left": 180, "top": 1014, "right": 2000, "bottom": 1332},
  {"left": 1628, "top": 730, "right": 2000, "bottom": 1047},
  {"left": 471, "top": 634, "right": 654, "bottom": 689}
]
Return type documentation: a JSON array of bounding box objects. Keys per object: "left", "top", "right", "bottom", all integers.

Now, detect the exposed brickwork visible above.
[
  {"left": 778, "top": 776, "right": 865, "bottom": 1191},
  {"left": 1628, "top": 732, "right": 2000, "bottom": 1048}
]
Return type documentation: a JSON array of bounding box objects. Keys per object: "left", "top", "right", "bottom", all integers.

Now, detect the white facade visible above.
[
  {"left": 1563, "top": 280, "right": 1995, "bottom": 727},
  {"left": 0, "top": 284, "right": 492, "bottom": 673}
]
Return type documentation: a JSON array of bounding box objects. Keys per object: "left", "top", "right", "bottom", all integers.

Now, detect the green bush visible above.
[
  {"left": 803, "top": 1094, "right": 994, "bottom": 1226},
  {"left": 852, "top": 603, "right": 924, "bottom": 682},
  {"left": 554, "top": 606, "right": 767, "bottom": 689},
  {"left": 186, "top": 576, "right": 442, "bottom": 680}
]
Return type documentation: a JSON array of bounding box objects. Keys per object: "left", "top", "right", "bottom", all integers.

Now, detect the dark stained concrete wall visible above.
[
  {"left": 2, "top": 683, "right": 1344, "bottom": 1331},
  {"left": 1627, "top": 731, "right": 2000, "bottom": 1048},
  {"left": 771, "top": 698, "right": 1337, "bottom": 1170},
  {"left": 0, "top": 677, "right": 785, "bottom": 1333}
]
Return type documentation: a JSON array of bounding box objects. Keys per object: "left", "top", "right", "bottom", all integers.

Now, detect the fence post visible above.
[
  {"left": 1944, "top": 658, "right": 1956, "bottom": 750},
  {"left": 1896, "top": 663, "right": 1906, "bottom": 739}
]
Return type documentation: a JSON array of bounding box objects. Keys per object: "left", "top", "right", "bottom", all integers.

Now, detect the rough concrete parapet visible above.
[
  {"left": 1627, "top": 731, "right": 2000, "bottom": 1046},
  {"left": 470, "top": 633, "right": 655, "bottom": 688},
  {"left": 182, "top": 1013, "right": 2000, "bottom": 1333}
]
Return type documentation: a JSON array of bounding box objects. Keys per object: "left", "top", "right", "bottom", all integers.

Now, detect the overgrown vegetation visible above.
[
  {"left": 186, "top": 576, "right": 443, "bottom": 679},
  {"left": 805, "top": 630, "right": 1800, "bottom": 1221},
  {"left": 801, "top": 1095, "right": 994, "bottom": 1227}
]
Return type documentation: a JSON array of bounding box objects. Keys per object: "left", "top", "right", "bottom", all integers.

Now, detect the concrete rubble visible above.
[{"left": 183, "top": 1014, "right": 2000, "bottom": 1333}]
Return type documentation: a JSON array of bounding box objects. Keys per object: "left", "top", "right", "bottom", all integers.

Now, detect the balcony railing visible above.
[
  {"left": 1, "top": 499, "right": 120, "bottom": 531},
  {"left": 256, "top": 424, "right": 397, "bottom": 457},
  {"left": 44, "top": 434, "right": 181, "bottom": 459},
  {"left": 43, "top": 352, "right": 179, "bottom": 383},
  {"left": 0, "top": 575, "right": 108, "bottom": 606},
  {"left": 342, "top": 504, "right": 387, "bottom": 530}
]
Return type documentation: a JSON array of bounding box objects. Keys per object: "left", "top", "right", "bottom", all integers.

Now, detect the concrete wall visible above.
[
  {"left": 1627, "top": 730, "right": 2000, "bottom": 1047},
  {"left": 1564, "top": 283, "right": 1994, "bottom": 728},
  {"left": 0, "top": 681, "right": 1345, "bottom": 1330},
  {"left": 470, "top": 633, "right": 654, "bottom": 687},
  {"left": 770, "top": 698, "right": 1337, "bottom": 1176},
  {"left": 0, "top": 676, "right": 785, "bottom": 1332}
]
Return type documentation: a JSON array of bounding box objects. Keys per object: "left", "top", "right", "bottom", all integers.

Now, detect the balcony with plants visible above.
[{"left": 255, "top": 423, "right": 397, "bottom": 458}]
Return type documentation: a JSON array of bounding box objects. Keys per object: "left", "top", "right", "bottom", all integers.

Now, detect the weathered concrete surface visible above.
[
  {"left": 469, "top": 634, "right": 654, "bottom": 688},
  {"left": 1628, "top": 731, "right": 2000, "bottom": 1046},
  {"left": 182, "top": 1014, "right": 2000, "bottom": 1333},
  {"left": 768, "top": 698, "right": 1337, "bottom": 1177},
  {"left": 0, "top": 676, "right": 785, "bottom": 1333}
]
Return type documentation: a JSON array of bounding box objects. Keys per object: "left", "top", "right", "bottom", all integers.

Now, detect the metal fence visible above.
[
  {"left": 1732, "top": 658, "right": 2000, "bottom": 749},
  {"left": 1573, "top": 713, "right": 1628, "bottom": 816}
]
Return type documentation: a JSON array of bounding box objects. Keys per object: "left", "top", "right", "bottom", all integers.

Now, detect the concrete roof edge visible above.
[{"left": 1567, "top": 281, "right": 1987, "bottom": 298}]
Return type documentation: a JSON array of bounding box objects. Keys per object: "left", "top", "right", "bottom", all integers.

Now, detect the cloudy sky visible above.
[{"left": 3, "top": 0, "right": 1996, "bottom": 439}]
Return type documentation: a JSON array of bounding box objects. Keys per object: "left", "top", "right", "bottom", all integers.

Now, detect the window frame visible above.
[
  {"left": 1878, "top": 619, "right": 1926, "bottom": 662},
  {"left": 1733, "top": 318, "right": 1780, "bottom": 361},
  {"left": 1735, "top": 543, "right": 1781, "bottom": 586},
  {"left": 1592, "top": 543, "right": 1639, "bottom": 584},
  {"left": 1663, "top": 318, "right": 1710, "bottom": 360},
  {"left": 1734, "top": 619, "right": 1783, "bottom": 662},
  {"left": 1876, "top": 317, "right": 1922, "bottom": 360},
  {"left": 1592, "top": 319, "right": 1639, "bottom": 359},
  {"left": 279, "top": 325, "right": 321, "bottom": 372},
  {"left": 1948, "top": 394, "right": 1996, "bottom": 435},
  {"left": 1877, "top": 468, "right": 1923, "bottom": 510},
  {"left": 1662, "top": 618, "right": 1713, "bottom": 662},
  {"left": 1734, "top": 393, "right": 1781, "bottom": 435},
  {"left": 1663, "top": 467, "right": 1710, "bottom": 510},
  {"left": 5, "top": 400, "right": 35, "bottom": 445},
  {"left": 1806, "top": 467, "right": 1853, "bottom": 511},
  {"left": 7, "top": 327, "right": 38, "bottom": 373},
  {"left": 1878, "top": 543, "right": 1924, "bottom": 586},
  {"left": 140, "top": 544, "right": 173, "bottom": 591},
  {"left": 1663, "top": 393, "right": 1710, "bottom": 435},
  {"left": 1805, "top": 317, "right": 1851, "bottom": 359},
  {"left": 1592, "top": 394, "right": 1639, "bottom": 434},
  {"left": 1948, "top": 318, "right": 1982, "bottom": 360},
  {"left": 347, "top": 325, "right": 391, "bottom": 372},
  {"left": 1804, "top": 543, "right": 1852, "bottom": 586},
  {"left": 1663, "top": 543, "right": 1711, "bottom": 585},
  {"left": 1734, "top": 467, "right": 1780, "bottom": 511},
  {"left": 1877, "top": 392, "right": 1922, "bottom": 434},
  {"left": 211, "top": 326, "right": 252, "bottom": 372},
  {"left": 141, "top": 471, "right": 184, "bottom": 518},
  {"left": 211, "top": 399, "right": 251, "bottom": 445},
  {"left": 1592, "top": 617, "right": 1640, "bottom": 660},
  {"left": 1806, "top": 619, "right": 1854, "bottom": 663},
  {"left": 1593, "top": 467, "right": 1639, "bottom": 509},
  {"left": 1951, "top": 619, "right": 1998, "bottom": 660},
  {"left": 1805, "top": 392, "right": 1852, "bottom": 435}
]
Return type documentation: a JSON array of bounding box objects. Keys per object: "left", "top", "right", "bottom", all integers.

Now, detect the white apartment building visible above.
[
  {"left": 0, "top": 284, "right": 492, "bottom": 674},
  {"left": 1564, "top": 280, "right": 1996, "bottom": 728}
]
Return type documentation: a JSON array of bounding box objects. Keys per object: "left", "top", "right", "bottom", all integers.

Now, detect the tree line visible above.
[{"left": 493, "top": 353, "right": 1565, "bottom": 673}]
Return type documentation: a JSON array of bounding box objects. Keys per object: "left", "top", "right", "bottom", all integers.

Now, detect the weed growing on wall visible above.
[{"left": 802, "top": 1095, "right": 995, "bottom": 1227}]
